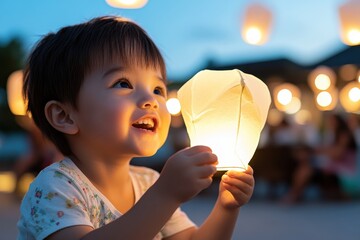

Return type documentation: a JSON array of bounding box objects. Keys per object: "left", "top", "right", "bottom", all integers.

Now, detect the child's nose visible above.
[{"left": 138, "top": 94, "right": 159, "bottom": 109}]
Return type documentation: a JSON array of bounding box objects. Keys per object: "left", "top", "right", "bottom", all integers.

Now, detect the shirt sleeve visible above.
[
  {"left": 160, "top": 207, "right": 196, "bottom": 238},
  {"left": 19, "top": 169, "right": 93, "bottom": 240}
]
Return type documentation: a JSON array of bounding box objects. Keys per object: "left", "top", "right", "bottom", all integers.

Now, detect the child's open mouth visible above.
[{"left": 132, "top": 117, "right": 157, "bottom": 132}]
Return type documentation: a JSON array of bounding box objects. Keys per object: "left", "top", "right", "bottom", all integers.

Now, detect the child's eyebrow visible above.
[{"left": 102, "top": 66, "right": 125, "bottom": 78}]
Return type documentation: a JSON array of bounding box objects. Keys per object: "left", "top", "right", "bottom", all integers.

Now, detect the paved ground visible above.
[{"left": 1, "top": 189, "right": 359, "bottom": 240}]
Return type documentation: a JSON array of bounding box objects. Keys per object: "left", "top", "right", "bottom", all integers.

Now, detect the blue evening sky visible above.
[{"left": 0, "top": 0, "right": 348, "bottom": 79}]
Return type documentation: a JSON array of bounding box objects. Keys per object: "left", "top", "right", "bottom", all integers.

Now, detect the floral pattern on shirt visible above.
[{"left": 17, "top": 158, "right": 194, "bottom": 240}]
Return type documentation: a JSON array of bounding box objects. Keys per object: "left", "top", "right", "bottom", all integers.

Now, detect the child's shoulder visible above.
[
  {"left": 35, "top": 158, "right": 80, "bottom": 179},
  {"left": 28, "top": 158, "right": 84, "bottom": 191}
]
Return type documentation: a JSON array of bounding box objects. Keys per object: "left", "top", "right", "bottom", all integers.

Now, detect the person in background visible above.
[
  {"left": 17, "top": 16, "right": 254, "bottom": 240},
  {"left": 283, "top": 113, "right": 357, "bottom": 203}
]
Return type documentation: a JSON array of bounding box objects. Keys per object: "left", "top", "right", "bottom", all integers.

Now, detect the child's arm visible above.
[
  {"left": 46, "top": 146, "right": 217, "bottom": 240},
  {"left": 165, "top": 166, "right": 255, "bottom": 240}
]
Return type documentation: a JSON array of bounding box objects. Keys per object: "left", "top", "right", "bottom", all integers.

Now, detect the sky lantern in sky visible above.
[
  {"left": 106, "top": 0, "right": 148, "bottom": 9},
  {"left": 338, "top": 0, "right": 360, "bottom": 46},
  {"left": 178, "top": 69, "right": 271, "bottom": 171},
  {"left": 241, "top": 3, "right": 273, "bottom": 45}
]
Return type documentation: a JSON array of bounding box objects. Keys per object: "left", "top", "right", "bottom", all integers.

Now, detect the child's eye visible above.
[
  {"left": 154, "top": 86, "right": 166, "bottom": 97},
  {"left": 112, "top": 79, "right": 132, "bottom": 89}
]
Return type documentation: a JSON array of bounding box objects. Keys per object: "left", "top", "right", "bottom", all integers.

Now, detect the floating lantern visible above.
[
  {"left": 340, "top": 81, "right": 360, "bottom": 113},
  {"left": 106, "top": 0, "right": 148, "bottom": 9},
  {"left": 178, "top": 69, "right": 271, "bottom": 171},
  {"left": 338, "top": 0, "right": 360, "bottom": 46},
  {"left": 241, "top": 3, "right": 273, "bottom": 45},
  {"left": 7, "top": 70, "right": 27, "bottom": 116}
]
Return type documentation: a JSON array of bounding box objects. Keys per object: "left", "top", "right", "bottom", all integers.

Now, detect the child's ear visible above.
[{"left": 44, "top": 100, "right": 79, "bottom": 135}]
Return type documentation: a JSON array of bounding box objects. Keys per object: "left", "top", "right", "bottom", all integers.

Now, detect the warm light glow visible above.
[
  {"left": 17, "top": 173, "right": 35, "bottom": 196},
  {"left": 294, "top": 109, "right": 311, "bottom": 125},
  {"left": 166, "top": 97, "right": 181, "bottom": 115},
  {"left": 0, "top": 171, "right": 16, "bottom": 193},
  {"left": 285, "top": 97, "right": 301, "bottom": 115},
  {"left": 347, "top": 29, "right": 360, "bottom": 45},
  {"left": 267, "top": 108, "right": 283, "bottom": 126},
  {"left": 245, "top": 27, "right": 262, "bottom": 45},
  {"left": 315, "top": 89, "right": 338, "bottom": 111},
  {"left": 348, "top": 87, "right": 360, "bottom": 102},
  {"left": 317, "top": 91, "right": 332, "bottom": 107},
  {"left": 178, "top": 69, "right": 271, "bottom": 171},
  {"left": 339, "top": 64, "right": 358, "bottom": 81},
  {"left": 338, "top": 0, "right": 360, "bottom": 46},
  {"left": 241, "top": 3, "right": 272, "bottom": 45},
  {"left": 340, "top": 81, "right": 360, "bottom": 113},
  {"left": 7, "top": 70, "right": 27, "bottom": 116},
  {"left": 106, "top": 0, "right": 148, "bottom": 9},
  {"left": 308, "top": 66, "right": 336, "bottom": 92},
  {"left": 277, "top": 89, "right": 292, "bottom": 105},
  {"left": 315, "top": 74, "right": 331, "bottom": 90},
  {"left": 273, "top": 83, "right": 301, "bottom": 113}
]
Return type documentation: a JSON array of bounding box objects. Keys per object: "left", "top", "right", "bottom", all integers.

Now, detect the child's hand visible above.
[
  {"left": 157, "top": 146, "right": 218, "bottom": 203},
  {"left": 218, "top": 166, "right": 254, "bottom": 210}
]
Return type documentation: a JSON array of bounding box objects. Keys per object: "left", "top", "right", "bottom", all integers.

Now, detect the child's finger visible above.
[{"left": 222, "top": 172, "right": 254, "bottom": 187}]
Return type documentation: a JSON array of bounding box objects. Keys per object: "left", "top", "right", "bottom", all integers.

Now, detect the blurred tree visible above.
[{"left": 0, "top": 37, "right": 26, "bottom": 132}]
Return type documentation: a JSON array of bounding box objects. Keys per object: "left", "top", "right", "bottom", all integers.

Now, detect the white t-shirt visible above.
[{"left": 17, "top": 158, "right": 195, "bottom": 240}]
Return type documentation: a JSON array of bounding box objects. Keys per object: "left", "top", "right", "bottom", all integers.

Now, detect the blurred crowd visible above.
[{"left": 253, "top": 112, "right": 360, "bottom": 203}]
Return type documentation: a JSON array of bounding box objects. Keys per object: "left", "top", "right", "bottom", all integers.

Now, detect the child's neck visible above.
[{"left": 70, "top": 155, "right": 135, "bottom": 213}]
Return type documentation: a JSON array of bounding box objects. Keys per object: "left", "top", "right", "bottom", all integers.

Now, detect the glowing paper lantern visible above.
[
  {"left": 106, "top": 0, "right": 148, "bottom": 9},
  {"left": 338, "top": 0, "right": 360, "bottom": 46},
  {"left": 178, "top": 69, "right": 271, "bottom": 171},
  {"left": 7, "top": 70, "right": 27, "bottom": 116},
  {"left": 340, "top": 81, "right": 360, "bottom": 113},
  {"left": 241, "top": 3, "right": 272, "bottom": 45}
]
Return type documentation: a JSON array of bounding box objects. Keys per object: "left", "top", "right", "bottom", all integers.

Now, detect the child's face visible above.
[{"left": 72, "top": 63, "right": 171, "bottom": 159}]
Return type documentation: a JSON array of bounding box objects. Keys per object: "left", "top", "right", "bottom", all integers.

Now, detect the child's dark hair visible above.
[{"left": 23, "top": 16, "right": 166, "bottom": 156}]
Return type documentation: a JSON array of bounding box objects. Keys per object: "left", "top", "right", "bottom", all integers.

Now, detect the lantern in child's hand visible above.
[{"left": 177, "top": 69, "right": 271, "bottom": 171}]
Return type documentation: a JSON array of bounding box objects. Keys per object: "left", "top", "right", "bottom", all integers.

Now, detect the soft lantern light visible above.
[
  {"left": 106, "top": 0, "right": 148, "bottom": 9},
  {"left": 338, "top": 0, "right": 360, "bottom": 46},
  {"left": 315, "top": 89, "right": 338, "bottom": 111},
  {"left": 166, "top": 98, "right": 181, "bottom": 116},
  {"left": 273, "top": 83, "right": 301, "bottom": 114},
  {"left": 177, "top": 69, "right": 271, "bottom": 171},
  {"left": 340, "top": 81, "right": 360, "bottom": 113},
  {"left": 241, "top": 3, "right": 272, "bottom": 45},
  {"left": 7, "top": 70, "right": 27, "bottom": 116},
  {"left": 0, "top": 171, "right": 16, "bottom": 193},
  {"left": 308, "top": 66, "right": 336, "bottom": 92}
]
